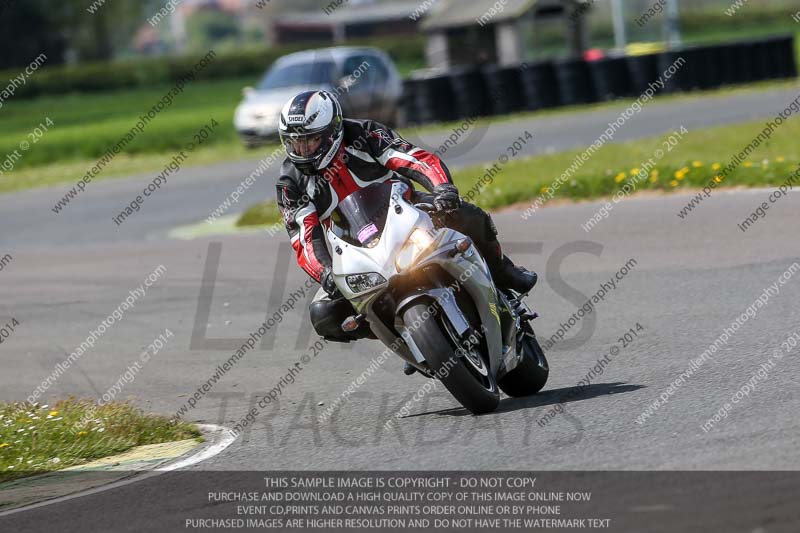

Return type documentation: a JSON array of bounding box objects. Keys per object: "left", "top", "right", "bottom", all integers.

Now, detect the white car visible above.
[{"left": 234, "top": 46, "right": 404, "bottom": 148}]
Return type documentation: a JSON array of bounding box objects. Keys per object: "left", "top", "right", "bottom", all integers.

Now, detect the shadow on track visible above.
[{"left": 400, "top": 382, "right": 645, "bottom": 418}]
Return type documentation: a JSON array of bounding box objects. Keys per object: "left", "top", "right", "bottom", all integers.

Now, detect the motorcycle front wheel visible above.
[{"left": 402, "top": 303, "right": 499, "bottom": 414}]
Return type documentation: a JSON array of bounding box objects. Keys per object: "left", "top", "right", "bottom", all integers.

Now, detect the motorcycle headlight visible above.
[
  {"left": 395, "top": 228, "right": 436, "bottom": 271},
  {"left": 346, "top": 272, "right": 387, "bottom": 294}
]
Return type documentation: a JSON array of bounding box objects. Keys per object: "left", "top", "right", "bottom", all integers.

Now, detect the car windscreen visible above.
[
  {"left": 257, "top": 61, "right": 336, "bottom": 90},
  {"left": 330, "top": 183, "right": 393, "bottom": 248}
]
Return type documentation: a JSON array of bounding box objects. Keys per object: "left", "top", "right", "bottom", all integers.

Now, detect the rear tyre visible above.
[
  {"left": 403, "top": 303, "right": 499, "bottom": 414},
  {"left": 498, "top": 325, "right": 549, "bottom": 397}
]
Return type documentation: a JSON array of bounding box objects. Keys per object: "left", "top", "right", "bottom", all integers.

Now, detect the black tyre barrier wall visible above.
[
  {"left": 693, "top": 45, "right": 721, "bottom": 90},
  {"left": 732, "top": 41, "right": 755, "bottom": 84},
  {"left": 483, "top": 64, "right": 525, "bottom": 115},
  {"left": 519, "top": 60, "right": 560, "bottom": 111},
  {"left": 589, "top": 56, "right": 634, "bottom": 101},
  {"left": 400, "top": 79, "right": 420, "bottom": 125},
  {"left": 716, "top": 43, "right": 740, "bottom": 86},
  {"left": 766, "top": 35, "right": 797, "bottom": 79},
  {"left": 554, "top": 58, "right": 598, "bottom": 105},
  {"left": 659, "top": 48, "right": 696, "bottom": 92},
  {"left": 626, "top": 53, "right": 660, "bottom": 95},
  {"left": 403, "top": 74, "right": 456, "bottom": 125},
  {"left": 752, "top": 39, "right": 772, "bottom": 81},
  {"left": 449, "top": 66, "right": 491, "bottom": 118},
  {"left": 400, "top": 35, "right": 796, "bottom": 126},
  {"left": 737, "top": 40, "right": 761, "bottom": 83}
]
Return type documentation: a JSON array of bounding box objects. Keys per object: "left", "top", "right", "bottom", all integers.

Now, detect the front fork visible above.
[{"left": 497, "top": 289, "right": 539, "bottom": 374}]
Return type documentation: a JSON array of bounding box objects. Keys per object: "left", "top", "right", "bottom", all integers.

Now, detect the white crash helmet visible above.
[{"left": 278, "top": 90, "right": 344, "bottom": 175}]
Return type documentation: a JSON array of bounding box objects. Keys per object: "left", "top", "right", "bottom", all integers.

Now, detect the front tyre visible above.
[
  {"left": 498, "top": 325, "right": 549, "bottom": 397},
  {"left": 403, "top": 303, "right": 499, "bottom": 414}
]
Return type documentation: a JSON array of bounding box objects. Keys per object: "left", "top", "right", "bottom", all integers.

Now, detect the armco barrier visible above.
[{"left": 399, "top": 34, "right": 795, "bottom": 126}]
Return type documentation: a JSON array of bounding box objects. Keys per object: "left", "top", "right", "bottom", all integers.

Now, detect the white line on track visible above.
[{"left": 156, "top": 424, "right": 236, "bottom": 471}]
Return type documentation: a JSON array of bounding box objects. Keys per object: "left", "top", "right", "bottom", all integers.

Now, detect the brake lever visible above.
[{"left": 416, "top": 203, "right": 449, "bottom": 227}]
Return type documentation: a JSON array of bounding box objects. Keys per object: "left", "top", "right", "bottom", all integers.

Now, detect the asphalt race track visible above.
[{"left": 1, "top": 86, "right": 799, "bottom": 532}]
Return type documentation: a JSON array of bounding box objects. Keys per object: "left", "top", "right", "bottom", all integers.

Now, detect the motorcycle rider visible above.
[{"left": 276, "top": 90, "right": 537, "bottom": 348}]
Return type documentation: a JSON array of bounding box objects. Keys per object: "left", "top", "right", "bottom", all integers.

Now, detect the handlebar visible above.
[{"left": 415, "top": 202, "right": 450, "bottom": 228}]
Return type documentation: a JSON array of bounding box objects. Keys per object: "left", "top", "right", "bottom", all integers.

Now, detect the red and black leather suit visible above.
[{"left": 276, "top": 119, "right": 526, "bottom": 341}]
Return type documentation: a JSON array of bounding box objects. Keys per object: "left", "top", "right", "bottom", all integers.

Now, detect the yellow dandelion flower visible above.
[
  {"left": 630, "top": 168, "right": 640, "bottom": 176},
  {"left": 674, "top": 171, "right": 685, "bottom": 179},
  {"left": 677, "top": 174, "right": 685, "bottom": 181},
  {"left": 777, "top": 156, "right": 785, "bottom": 163},
  {"left": 744, "top": 161, "right": 753, "bottom": 167},
  {"left": 649, "top": 176, "right": 658, "bottom": 183},
  {"left": 670, "top": 180, "right": 679, "bottom": 187},
  {"left": 614, "top": 173, "right": 626, "bottom": 183},
  {"left": 0, "top": 443, "right": 10, "bottom": 448},
  {"left": 692, "top": 161, "right": 703, "bottom": 168},
  {"left": 712, "top": 163, "right": 721, "bottom": 171},
  {"left": 539, "top": 186, "right": 549, "bottom": 194},
  {"left": 714, "top": 175, "right": 723, "bottom": 183},
  {"left": 49, "top": 411, "right": 59, "bottom": 417}
]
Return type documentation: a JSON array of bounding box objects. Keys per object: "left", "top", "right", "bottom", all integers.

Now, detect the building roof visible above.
[
  {"left": 275, "top": 1, "right": 422, "bottom": 27},
  {"left": 421, "top": 0, "right": 540, "bottom": 31}
]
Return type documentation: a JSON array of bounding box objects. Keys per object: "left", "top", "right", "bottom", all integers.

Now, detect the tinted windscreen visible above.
[
  {"left": 257, "top": 61, "right": 336, "bottom": 90},
  {"left": 330, "top": 183, "right": 392, "bottom": 247}
]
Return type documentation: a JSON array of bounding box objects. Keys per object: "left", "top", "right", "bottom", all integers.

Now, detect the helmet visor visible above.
[{"left": 280, "top": 122, "right": 335, "bottom": 160}]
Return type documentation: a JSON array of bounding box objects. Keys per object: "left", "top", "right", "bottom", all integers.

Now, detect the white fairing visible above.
[
  {"left": 326, "top": 182, "right": 431, "bottom": 303},
  {"left": 326, "top": 181, "right": 519, "bottom": 378}
]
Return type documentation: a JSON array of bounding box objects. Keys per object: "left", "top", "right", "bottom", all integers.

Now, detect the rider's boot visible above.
[
  {"left": 310, "top": 293, "right": 375, "bottom": 342},
  {"left": 443, "top": 203, "right": 537, "bottom": 294},
  {"left": 480, "top": 241, "right": 538, "bottom": 294}
]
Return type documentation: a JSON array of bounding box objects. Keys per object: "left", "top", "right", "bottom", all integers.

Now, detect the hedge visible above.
[{"left": 0, "top": 35, "right": 426, "bottom": 99}]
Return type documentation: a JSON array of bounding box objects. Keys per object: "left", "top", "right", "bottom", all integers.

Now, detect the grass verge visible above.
[
  {"left": 237, "top": 114, "right": 799, "bottom": 227},
  {"left": 0, "top": 399, "right": 200, "bottom": 483},
  {"left": 236, "top": 201, "right": 283, "bottom": 228},
  {"left": 457, "top": 115, "right": 799, "bottom": 213},
  {"left": 1, "top": 74, "right": 797, "bottom": 196}
]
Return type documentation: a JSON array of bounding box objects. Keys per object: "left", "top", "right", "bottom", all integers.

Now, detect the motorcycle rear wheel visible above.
[
  {"left": 498, "top": 324, "right": 549, "bottom": 397},
  {"left": 403, "top": 303, "right": 500, "bottom": 414}
]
